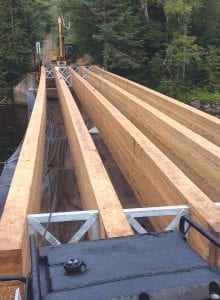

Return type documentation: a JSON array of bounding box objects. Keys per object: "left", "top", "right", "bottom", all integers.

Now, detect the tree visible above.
[
  {"left": 0, "top": 0, "right": 52, "bottom": 96},
  {"left": 164, "top": 35, "right": 202, "bottom": 83},
  {"left": 59, "top": 0, "right": 149, "bottom": 82},
  {"left": 192, "top": 0, "right": 220, "bottom": 47},
  {"left": 154, "top": 0, "right": 203, "bottom": 96},
  {"left": 94, "top": 1, "right": 148, "bottom": 72}
]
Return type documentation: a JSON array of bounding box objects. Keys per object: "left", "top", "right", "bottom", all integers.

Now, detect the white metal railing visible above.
[
  {"left": 27, "top": 203, "right": 220, "bottom": 247},
  {"left": 27, "top": 205, "right": 187, "bottom": 246}
]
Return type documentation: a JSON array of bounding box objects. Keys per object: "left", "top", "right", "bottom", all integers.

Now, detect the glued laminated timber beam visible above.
[
  {"left": 92, "top": 65, "right": 220, "bottom": 147},
  {"left": 0, "top": 67, "right": 46, "bottom": 275},
  {"left": 54, "top": 70, "right": 133, "bottom": 238},
  {"left": 69, "top": 68, "right": 220, "bottom": 267},
  {"left": 80, "top": 66, "right": 220, "bottom": 202}
]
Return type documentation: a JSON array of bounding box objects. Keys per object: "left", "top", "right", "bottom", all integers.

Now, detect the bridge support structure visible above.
[{"left": 0, "top": 64, "right": 219, "bottom": 299}]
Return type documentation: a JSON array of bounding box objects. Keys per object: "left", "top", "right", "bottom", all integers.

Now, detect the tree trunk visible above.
[{"left": 140, "top": 0, "right": 149, "bottom": 19}]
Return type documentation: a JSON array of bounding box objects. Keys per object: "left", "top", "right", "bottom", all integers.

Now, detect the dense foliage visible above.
[
  {"left": 0, "top": 0, "right": 219, "bottom": 102},
  {"left": 59, "top": 0, "right": 220, "bottom": 102},
  {"left": 0, "top": 0, "right": 52, "bottom": 96}
]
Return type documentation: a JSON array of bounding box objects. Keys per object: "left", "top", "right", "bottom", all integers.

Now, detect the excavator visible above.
[{"left": 51, "top": 16, "right": 76, "bottom": 65}]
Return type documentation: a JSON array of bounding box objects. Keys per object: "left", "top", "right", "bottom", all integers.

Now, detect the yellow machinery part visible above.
[
  {"left": 51, "top": 50, "right": 58, "bottom": 62},
  {"left": 58, "top": 16, "right": 65, "bottom": 61}
]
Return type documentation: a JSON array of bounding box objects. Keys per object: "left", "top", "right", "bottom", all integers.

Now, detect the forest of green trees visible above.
[
  {"left": 0, "top": 0, "right": 219, "bottom": 102},
  {"left": 0, "top": 0, "right": 52, "bottom": 96}
]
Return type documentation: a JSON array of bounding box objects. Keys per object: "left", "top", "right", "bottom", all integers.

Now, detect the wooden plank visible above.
[
  {"left": 54, "top": 70, "right": 133, "bottom": 238},
  {"left": 0, "top": 67, "right": 46, "bottom": 275},
  {"left": 80, "top": 66, "right": 220, "bottom": 202},
  {"left": 92, "top": 66, "right": 220, "bottom": 147},
  {"left": 69, "top": 68, "right": 220, "bottom": 266}
]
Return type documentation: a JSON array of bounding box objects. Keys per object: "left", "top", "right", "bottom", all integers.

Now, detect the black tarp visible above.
[{"left": 40, "top": 98, "right": 82, "bottom": 243}]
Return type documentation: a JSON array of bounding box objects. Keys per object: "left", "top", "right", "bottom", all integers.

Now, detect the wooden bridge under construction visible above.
[{"left": 0, "top": 64, "right": 219, "bottom": 296}]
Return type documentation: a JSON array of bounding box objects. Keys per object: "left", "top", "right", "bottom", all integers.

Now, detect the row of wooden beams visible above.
[
  {"left": 0, "top": 67, "right": 47, "bottom": 275},
  {"left": 92, "top": 66, "right": 220, "bottom": 147},
  {"left": 54, "top": 70, "right": 133, "bottom": 238},
  {"left": 69, "top": 68, "right": 220, "bottom": 267},
  {"left": 80, "top": 66, "right": 220, "bottom": 202}
]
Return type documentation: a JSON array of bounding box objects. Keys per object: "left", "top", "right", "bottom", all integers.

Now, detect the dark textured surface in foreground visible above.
[{"left": 36, "top": 232, "right": 220, "bottom": 300}]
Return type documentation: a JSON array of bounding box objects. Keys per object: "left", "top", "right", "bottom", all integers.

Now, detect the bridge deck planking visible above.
[
  {"left": 69, "top": 67, "right": 220, "bottom": 267},
  {"left": 80, "top": 66, "right": 220, "bottom": 203},
  {"left": 54, "top": 70, "right": 133, "bottom": 238},
  {"left": 0, "top": 67, "right": 46, "bottom": 276},
  {"left": 92, "top": 66, "right": 220, "bottom": 147}
]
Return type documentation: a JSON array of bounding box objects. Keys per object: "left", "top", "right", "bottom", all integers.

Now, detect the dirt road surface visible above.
[{"left": 42, "top": 35, "right": 53, "bottom": 66}]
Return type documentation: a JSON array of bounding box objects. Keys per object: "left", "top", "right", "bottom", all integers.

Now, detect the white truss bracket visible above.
[
  {"left": 68, "top": 214, "right": 98, "bottom": 243},
  {"left": 46, "top": 66, "right": 72, "bottom": 87},
  {"left": 28, "top": 217, "right": 61, "bottom": 246},
  {"left": 127, "top": 213, "right": 147, "bottom": 234}
]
